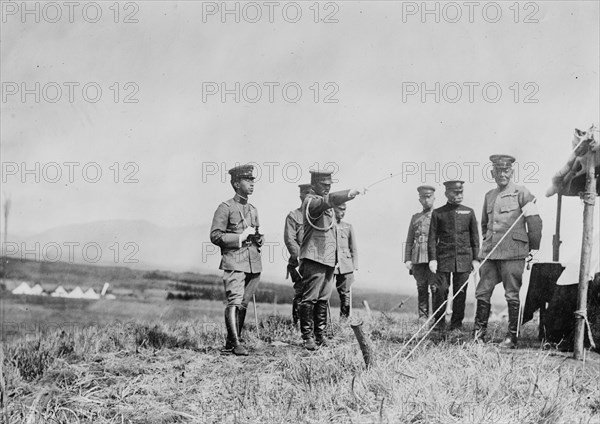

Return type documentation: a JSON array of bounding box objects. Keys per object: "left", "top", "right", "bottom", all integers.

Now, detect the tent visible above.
[
  {"left": 30, "top": 284, "right": 44, "bottom": 295},
  {"left": 67, "top": 287, "right": 85, "bottom": 298},
  {"left": 11, "top": 282, "right": 32, "bottom": 295},
  {"left": 83, "top": 288, "right": 100, "bottom": 299},
  {"left": 51, "top": 286, "right": 68, "bottom": 297}
]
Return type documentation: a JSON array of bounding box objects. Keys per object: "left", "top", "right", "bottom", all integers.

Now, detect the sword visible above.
[{"left": 253, "top": 294, "right": 260, "bottom": 339}]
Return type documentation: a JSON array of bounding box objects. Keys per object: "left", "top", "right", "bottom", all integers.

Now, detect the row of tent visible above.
[{"left": 11, "top": 282, "right": 115, "bottom": 299}]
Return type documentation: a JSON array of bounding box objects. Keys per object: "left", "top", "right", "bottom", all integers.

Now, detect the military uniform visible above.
[
  {"left": 334, "top": 219, "right": 358, "bottom": 318},
  {"left": 299, "top": 170, "right": 360, "bottom": 349},
  {"left": 209, "top": 164, "right": 263, "bottom": 356},
  {"left": 474, "top": 155, "right": 542, "bottom": 348},
  {"left": 283, "top": 183, "right": 312, "bottom": 325},
  {"left": 404, "top": 185, "right": 436, "bottom": 319},
  {"left": 428, "top": 181, "right": 480, "bottom": 330}
]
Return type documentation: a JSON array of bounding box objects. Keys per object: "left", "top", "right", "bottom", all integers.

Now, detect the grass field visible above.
[{"left": 2, "top": 295, "right": 599, "bottom": 424}]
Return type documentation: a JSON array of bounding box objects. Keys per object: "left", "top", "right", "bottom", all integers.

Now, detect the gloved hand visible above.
[
  {"left": 240, "top": 226, "right": 255, "bottom": 242},
  {"left": 526, "top": 249, "right": 538, "bottom": 263},
  {"left": 472, "top": 260, "right": 480, "bottom": 271},
  {"left": 429, "top": 260, "right": 438, "bottom": 274},
  {"left": 349, "top": 188, "right": 362, "bottom": 198},
  {"left": 405, "top": 261, "right": 413, "bottom": 271}
]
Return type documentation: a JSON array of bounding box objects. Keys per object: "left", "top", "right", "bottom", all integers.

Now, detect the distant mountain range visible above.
[{"left": 8, "top": 220, "right": 216, "bottom": 274}]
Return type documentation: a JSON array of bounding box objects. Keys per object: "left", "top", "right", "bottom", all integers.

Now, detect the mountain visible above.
[{"left": 8, "top": 220, "right": 213, "bottom": 273}]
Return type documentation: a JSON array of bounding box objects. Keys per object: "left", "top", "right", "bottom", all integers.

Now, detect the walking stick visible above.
[
  {"left": 327, "top": 301, "right": 334, "bottom": 337},
  {"left": 253, "top": 294, "right": 260, "bottom": 339}
]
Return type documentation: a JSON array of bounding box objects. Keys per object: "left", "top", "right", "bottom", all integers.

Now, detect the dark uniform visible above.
[
  {"left": 474, "top": 155, "right": 542, "bottom": 348},
  {"left": 209, "top": 164, "right": 263, "bottom": 356},
  {"left": 428, "top": 181, "right": 480, "bottom": 330},
  {"left": 404, "top": 185, "right": 437, "bottom": 319},
  {"left": 299, "top": 170, "right": 360, "bottom": 349},
  {"left": 283, "top": 183, "right": 312, "bottom": 325}
]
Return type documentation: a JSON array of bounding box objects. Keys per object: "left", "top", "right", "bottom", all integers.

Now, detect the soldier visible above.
[
  {"left": 284, "top": 183, "right": 312, "bottom": 326},
  {"left": 474, "top": 155, "right": 542, "bottom": 348},
  {"left": 428, "top": 181, "right": 480, "bottom": 333},
  {"left": 209, "top": 164, "right": 264, "bottom": 356},
  {"left": 404, "top": 185, "right": 437, "bottom": 320},
  {"left": 299, "top": 170, "right": 363, "bottom": 350},
  {"left": 333, "top": 203, "right": 358, "bottom": 319}
]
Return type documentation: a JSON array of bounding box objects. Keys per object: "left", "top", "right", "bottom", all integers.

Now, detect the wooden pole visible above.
[
  {"left": 553, "top": 194, "right": 562, "bottom": 261},
  {"left": 351, "top": 321, "right": 376, "bottom": 368},
  {"left": 574, "top": 153, "right": 597, "bottom": 360}
]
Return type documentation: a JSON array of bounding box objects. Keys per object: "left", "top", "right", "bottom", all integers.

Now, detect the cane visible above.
[
  {"left": 327, "top": 301, "right": 334, "bottom": 337},
  {"left": 253, "top": 294, "right": 260, "bottom": 339}
]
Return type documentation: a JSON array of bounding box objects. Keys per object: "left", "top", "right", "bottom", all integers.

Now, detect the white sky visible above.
[{"left": 1, "top": 1, "right": 599, "bottom": 291}]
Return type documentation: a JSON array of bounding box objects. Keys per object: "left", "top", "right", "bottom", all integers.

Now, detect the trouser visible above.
[
  {"left": 299, "top": 259, "right": 335, "bottom": 341},
  {"left": 412, "top": 263, "right": 435, "bottom": 319},
  {"left": 222, "top": 270, "right": 261, "bottom": 308},
  {"left": 430, "top": 274, "right": 449, "bottom": 329},
  {"left": 335, "top": 272, "right": 355, "bottom": 318},
  {"left": 475, "top": 259, "right": 525, "bottom": 338},
  {"left": 437, "top": 271, "right": 470, "bottom": 329}
]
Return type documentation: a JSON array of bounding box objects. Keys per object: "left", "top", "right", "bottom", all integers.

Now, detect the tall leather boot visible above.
[
  {"left": 339, "top": 294, "right": 350, "bottom": 319},
  {"left": 417, "top": 288, "right": 429, "bottom": 320},
  {"left": 473, "top": 301, "right": 491, "bottom": 343},
  {"left": 292, "top": 297, "right": 300, "bottom": 326},
  {"left": 500, "top": 301, "right": 519, "bottom": 349},
  {"left": 224, "top": 306, "right": 248, "bottom": 356},
  {"left": 299, "top": 302, "right": 316, "bottom": 350},
  {"left": 237, "top": 306, "right": 247, "bottom": 341},
  {"left": 314, "top": 301, "right": 329, "bottom": 345}
]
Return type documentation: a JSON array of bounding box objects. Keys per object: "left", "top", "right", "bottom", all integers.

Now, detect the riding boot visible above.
[
  {"left": 473, "top": 301, "right": 491, "bottom": 343},
  {"left": 237, "top": 306, "right": 247, "bottom": 341},
  {"left": 292, "top": 297, "right": 300, "bottom": 326},
  {"left": 500, "top": 301, "right": 519, "bottom": 348},
  {"left": 224, "top": 306, "right": 248, "bottom": 356},
  {"left": 299, "top": 302, "right": 316, "bottom": 350},
  {"left": 314, "top": 301, "right": 329, "bottom": 345},
  {"left": 339, "top": 294, "right": 350, "bottom": 319}
]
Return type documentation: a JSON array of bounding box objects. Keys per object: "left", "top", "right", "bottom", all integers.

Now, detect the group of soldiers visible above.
[
  {"left": 209, "top": 154, "right": 542, "bottom": 354},
  {"left": 405, "top": 154, "right": 542, "bottom": 348}
]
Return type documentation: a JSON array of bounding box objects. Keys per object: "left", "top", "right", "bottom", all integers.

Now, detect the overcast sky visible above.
[{"left": 1, "top": 1, "right": 599, "bottom": 291}]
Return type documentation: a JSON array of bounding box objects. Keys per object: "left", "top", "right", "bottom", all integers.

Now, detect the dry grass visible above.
[{"left": 2, "top": 308, "right": 599, "bottom": 424}]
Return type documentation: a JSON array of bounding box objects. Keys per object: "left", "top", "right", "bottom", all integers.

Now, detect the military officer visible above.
[
  {"left": 404, "top": 185, "right": 437, "bottom": 320},
  {"left": 474, "top": 155, "right": 542, "bottom": 348},
  {"left": 428, "top": 181, "right": 480, "bottom": 332},
  {"left": 333, "top": 203, "right": 358, "bottom": 319},
  {"left": 209, "top": 164, "right": 264, "bottom": 356},
  {"left": 299, "top": 170, "right": 363, "bottom": 350},
  {"left": 284, "top": 183, "right": 312, "bottom": 326}
]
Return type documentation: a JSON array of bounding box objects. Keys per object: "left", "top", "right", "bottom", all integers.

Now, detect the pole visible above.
[
  {"left": 553, "top": 194, "right": 562, "bottom": 261},
  {"left": 574, "top": 153, "right": 597, "bottom": 360},
  {"left": 253, "top": 294, "right": 260, "bottom": 339}
]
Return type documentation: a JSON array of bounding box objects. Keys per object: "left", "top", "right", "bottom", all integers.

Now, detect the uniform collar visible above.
[
  {"left": 497, "top": 181, "right": 516, "bottom": 194},
  {"left": 233, "top": 193, "right": 248, "bottom": 205}
]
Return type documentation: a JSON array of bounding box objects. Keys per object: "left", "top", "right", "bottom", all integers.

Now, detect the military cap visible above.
[
  {"left": 228, "top": 164, "right": 255, "bottom": 180},
  {"left": 443, "top": 180, "right": 464, "bottom": 191},
  {"left": 489, "top": 154, "right": 516, "bottom": 169},
  {"left": 298, "top": 183, "right": 312, "bottom": 193},
  {"left": 417, "top": 185, "right": 436, "bottom": 195},
  {"left": 310, "top": 170, "right": 333, "bottom": 184}
]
